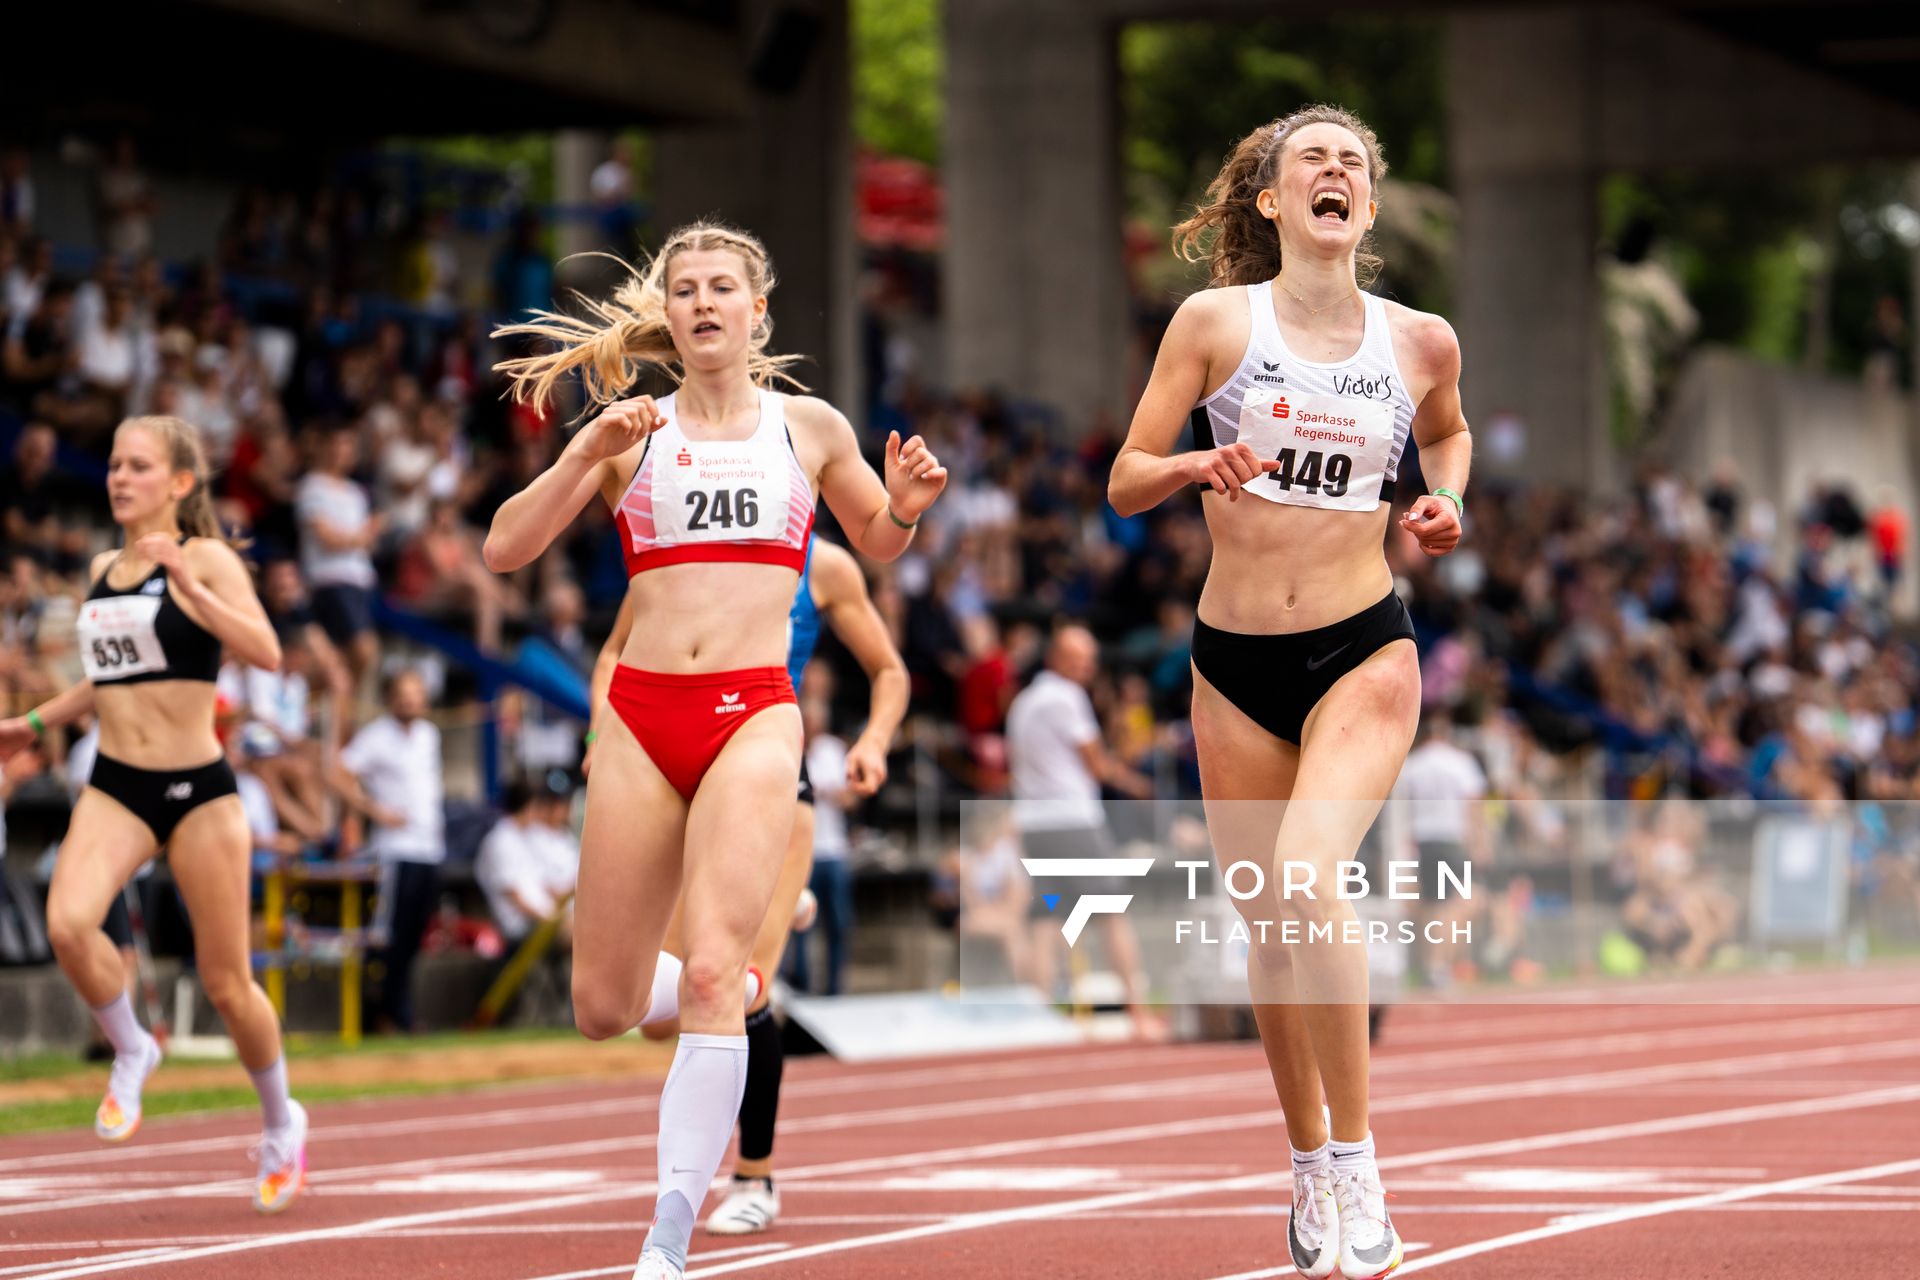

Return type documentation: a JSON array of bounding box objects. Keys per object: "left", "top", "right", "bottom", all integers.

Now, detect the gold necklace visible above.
[{"left": 1277, "top": 280, "right": 1359, "bottom": 317}]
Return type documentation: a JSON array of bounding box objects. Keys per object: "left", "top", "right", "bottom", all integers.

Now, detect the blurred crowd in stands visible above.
[{"left": 4, "top": 135, "right": 1919, "bottom": 1010}]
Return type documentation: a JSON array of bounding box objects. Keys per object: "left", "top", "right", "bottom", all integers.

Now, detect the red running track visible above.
[{"left": 2, "top": 968, "right": 1917, "bottom": 1279}]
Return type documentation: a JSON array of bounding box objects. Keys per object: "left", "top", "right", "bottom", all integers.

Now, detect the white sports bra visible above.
[{"left": 1189, "top": 282, "right": 1417, "bottom": 511}]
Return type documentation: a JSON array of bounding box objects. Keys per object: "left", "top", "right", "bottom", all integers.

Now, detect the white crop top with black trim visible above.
[{"left": 1189, "top": 282, "right": 1416, "bottom": 512}]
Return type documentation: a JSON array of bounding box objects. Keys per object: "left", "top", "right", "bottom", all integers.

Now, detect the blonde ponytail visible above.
[{"left": 493, "top": 222, "right": 809, "bottom": 413}]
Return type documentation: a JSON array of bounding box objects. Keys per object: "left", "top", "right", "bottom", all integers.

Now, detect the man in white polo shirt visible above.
[
  {"left": 1005, "top": 626, "right": 1158, "bottom": 1037},
  {"left": 475, "top": 771, "right": 579, "bottom": 947},
  {"left": 1395, "top": 709, "right": 1488, "bottom": 989},
  {"left": 330, "top": 668, "right": 443, "bottom": 1033}
]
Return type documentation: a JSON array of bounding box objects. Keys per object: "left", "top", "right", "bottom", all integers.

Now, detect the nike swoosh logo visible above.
[
  {"left": 671, "top": 1165, "right": 704, "bottom": 1176},
  {"left": 1305, "top": 643, "right": 1351, "bottom": 672}
]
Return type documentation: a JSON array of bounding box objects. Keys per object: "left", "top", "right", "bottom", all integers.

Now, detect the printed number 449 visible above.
[{"left": 1271, "top": 448, "right": 1351, "bottom": 498}]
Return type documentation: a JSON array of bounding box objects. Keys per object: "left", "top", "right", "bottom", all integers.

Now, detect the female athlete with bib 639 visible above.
[
  {"left": 0, "top": 417, "right": 308, "bottom": 1213},
  {"left": 483, "top": 222, "right": 945, "bottom": 1280},
  {"left": 1110, "top": 106, "right": 1470, "bottom": 1279}
]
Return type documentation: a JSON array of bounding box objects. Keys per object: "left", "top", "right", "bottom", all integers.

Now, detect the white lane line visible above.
[
  {"left": 11, "top": 1022, "right": 1920, "bottom": 1227},
  {"left": 0, "top": 1252, "right": 178, "bottom": 1279},
  {"left": 14, "top": 1069, "right": 1920, "bottom": 1280},
  {"left": 4, "top": 1000, "right": 1892, "bottom": 1195},
  {"left": 666, "top": 1082, "right": 1920, "bottom": 1278},
  {"left": 515, "top": 1242, "right": 789, "bottom": 1280},
  {"left": 0, "top": 1040, "right": 1225, "bottom": 1174},
  {"left": 6, "top": 996, "right": 1892, "bottom": 1178},
  {"left": 1389, "top": 1156, "right": 1920, "bottom": 1276}
]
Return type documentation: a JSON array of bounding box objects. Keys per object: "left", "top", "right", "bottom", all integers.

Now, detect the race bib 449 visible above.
[{"left": 1235, "top": 389, "right": 1393, "bottom": 512}]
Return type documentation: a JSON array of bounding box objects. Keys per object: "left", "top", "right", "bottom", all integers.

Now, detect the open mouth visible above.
[
  {"left": 1310, "top": 189, "right": 1350, "bottom": 224},
  {"left": 692, "top": 321, "right": 721, "bottom": 336}
]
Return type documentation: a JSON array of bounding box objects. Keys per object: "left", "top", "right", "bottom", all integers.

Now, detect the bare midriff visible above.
[
  {"left": 1196, "top": 494, "right": 1393, "bottom": 634},
  {"left": 617, "top": 559, "right": 802, "bottom": 672},
  {"left": 95, "top": 681, "right": 222, "bottom": 769}
]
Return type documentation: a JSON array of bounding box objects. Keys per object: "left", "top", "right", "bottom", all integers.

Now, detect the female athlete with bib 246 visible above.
[
  {"left": 591, "top": 532, "right": 908, "bottom": 1238},
  {"left": 1110, "top": 106, "right": 1469, "bottom": 1280},
  {"left": 0, "top": 417, "right": 308, "bottom": 1213},
  {"left": 483, "top": 222, "right": 945, "bottom": 1280}
]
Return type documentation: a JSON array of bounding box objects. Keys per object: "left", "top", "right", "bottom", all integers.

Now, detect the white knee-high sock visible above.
[
  {"left": 636, "top": 953, "right": 683, "bottom": 1028},
  {"left": 634, "top": 955, "right": 762, "bottom": 1029},
  {"left": 248, "top": 1056, "right": 293, "bottom": 1132},
  {"left": 89, "top": 991, "right": 151, "bottom": 1057},
  {"left": 642, "top": 1033, "right": 749, "bottom": 1267}
]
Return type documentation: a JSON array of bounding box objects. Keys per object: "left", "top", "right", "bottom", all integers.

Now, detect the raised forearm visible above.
[
  {"left": 856, "top": 663, "right": 910, "bottom": 754},
  {"left": 1108, "top": 447, "right": 1192, "bottom": 517},
  {"left": 483, "top": 448, "right": 598, "bottom": 573},
  {"left": 1418, "top": 428, "right": 1472, "bottom": 503}
]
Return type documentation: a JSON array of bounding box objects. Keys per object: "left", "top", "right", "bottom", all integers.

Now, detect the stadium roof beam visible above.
[{"left": 7, "top": 0, "right": 751, "bottom": 142}]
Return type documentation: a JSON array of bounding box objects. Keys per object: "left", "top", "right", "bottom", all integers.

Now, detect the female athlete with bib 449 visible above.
[
  {"left": 0, "top": 417, "right": 308, "bottom": 1213},
  {"left": 483, "top": 222, "right": 945, "bottom": 1280},
  {"left": 1110, "top": 106, "right": 1470, "bottom": 1279}
]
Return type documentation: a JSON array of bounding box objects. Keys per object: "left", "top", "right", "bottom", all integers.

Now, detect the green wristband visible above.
[
  {"left": 27, "top": 709, "right": 46, "bottom": 738},
  {"left": 584, "top": 729, "right": 598, "bottom": 745},
  {"left": 888, "top": 505, "right": 919, "bottom": 531},
  {"left": 1431, "top": 487, "right": 1464, "bottom": 515}
]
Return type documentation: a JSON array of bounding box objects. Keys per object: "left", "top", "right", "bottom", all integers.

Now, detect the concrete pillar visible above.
[
  {"left": 1447, "top": 10, "right": 1606, "bottom": 489},
  {"left": 552, "top": 130, "right": 603, "bottom": 262},
  {"left": 652, "top": 0, "right": 857, "bottom": 421},
  {"left": 945, "top": 0, "right": 1128, "bottom": 431}
]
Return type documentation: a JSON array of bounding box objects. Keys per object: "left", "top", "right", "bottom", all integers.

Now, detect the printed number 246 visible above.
[{"left": 685, "top": 487, "right": 760, "bottom": 531}]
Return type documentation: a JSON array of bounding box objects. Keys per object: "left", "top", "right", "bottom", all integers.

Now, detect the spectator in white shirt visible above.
[
  {"left": 217, "top": 633, "right": 326, "bottom": 842},
  {"left": 296, "top": 423, "right": 383, "bottom": 686},
  {"left": 1394, "top": 709, "right": 1489, "bottom": 988},
  {"left": 329, "top": 669, "right": 444, "bottom": 1033},
  {"left": 77, "top": 288, "right": 143, "bottom": 413},
  {"left": 1004, "top": 626, "right": 1158, "bottom": 1037},
  {"left": 475, "top": 771, "right": 580, "bottom": 946},
  {"left": 218, "top": 702, "right": 303, "bottom": 859}
]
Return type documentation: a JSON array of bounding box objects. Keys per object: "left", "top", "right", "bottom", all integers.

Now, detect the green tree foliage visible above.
[
  {"left": 1600, "top": 167, "right": 1916, "bottom": 378},
  {"left": 853, "top": 0, "right": 943, "bottom": 165}
]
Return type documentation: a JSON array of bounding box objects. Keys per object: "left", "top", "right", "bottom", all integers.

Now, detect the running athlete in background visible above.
[
  {"left": 589, "top": 533, "right": 909, "bottom": 1237},
  {"left": 0, "top": 417, "right": 309, "bottom": 1214},
  {"left": 1110, "top": 105, "right": 1469, "bottom": 1279},
  {"left": 484, "top": 222, "right": 944, "bottom": 1280}
]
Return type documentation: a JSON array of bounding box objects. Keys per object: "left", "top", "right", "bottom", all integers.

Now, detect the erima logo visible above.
[
  {"left": 141, "top": 579, "right": 167, "bottom": 596},
  {"left": 1254, "top": 361, "right": 1285, "bottom": 385},
  {"left": 1020, "top": 856, "right": 1155, "bottom": 946},
  {"left": 165, "top": 782, "right": 193, "bottom": 801},
  {"left": 715, "top": 692, "right": 746, "bottom": 715}
]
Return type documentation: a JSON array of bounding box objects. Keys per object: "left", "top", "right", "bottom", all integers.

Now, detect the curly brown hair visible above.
[{"left": 1172, "top": 104, "right": 1388, "bottom": 290}]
